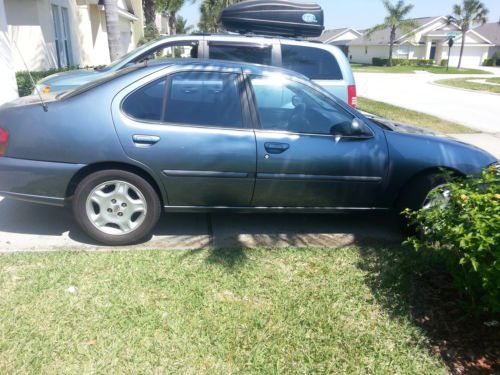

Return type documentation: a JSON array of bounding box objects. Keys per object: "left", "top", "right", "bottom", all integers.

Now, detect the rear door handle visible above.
[
  {"left": 132, "top": 135, "right": 160, "bottom": 147},
  {"left": 264, "top": 142, "right": 290, "bottom": 154}
]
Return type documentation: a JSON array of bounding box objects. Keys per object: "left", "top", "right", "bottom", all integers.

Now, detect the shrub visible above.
[
  {"left": 405, "top": 166, "right": 500, "bottom": 313},
  {"left": 440, "top": 59, "right": 448, "bottom": 67},
  {"left": 138, "top": 23, "right": 159, "bottom": 46},
  {"left": 371, "top": 57, "right": 435, "bottom": 67},
  {"left": 483, "top": 58, "right": 495, "bottom": 66},
  {"left": 16, "top": 67, "right": 78, "bottom": 97}
]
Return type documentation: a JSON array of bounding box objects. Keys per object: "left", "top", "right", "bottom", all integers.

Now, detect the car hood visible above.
[{"left": 363, "top": 113, "right": 441, "bottom": 137}]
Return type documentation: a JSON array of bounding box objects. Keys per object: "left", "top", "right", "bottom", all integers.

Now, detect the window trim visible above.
[
  {"left": 130, "top": 41, "right": 200, "bottom": 65},
  {"left": 120, "top": 70, "right": 251, "bottom": 131},
  {"left": 244, "top": 74, "right": 374, "bottom": 139}
]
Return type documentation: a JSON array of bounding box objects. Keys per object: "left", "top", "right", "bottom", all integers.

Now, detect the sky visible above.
[{"left": 178, "top": 0, "right": 500, "bottom": 30}]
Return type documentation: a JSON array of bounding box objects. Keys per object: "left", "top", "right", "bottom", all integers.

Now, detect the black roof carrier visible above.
[{"left": 219, "top": 0, "right": 325, "bottom": 38}]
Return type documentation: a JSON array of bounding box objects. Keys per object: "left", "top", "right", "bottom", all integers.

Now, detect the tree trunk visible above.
[
  {"left": 103, "top": 0, "right": 121, "bottom": 62},
  {"left": 168, "top": 11, "right": 177, "bottom": 35},
  {"left": 142, "top": 0, "right": 156, "bottom": 25},
  {"left": 458, "top": 27, "right": 467, "bottom": 69},
  {"left": 388, "top": 27, "right": 396, "bottom": 67}
]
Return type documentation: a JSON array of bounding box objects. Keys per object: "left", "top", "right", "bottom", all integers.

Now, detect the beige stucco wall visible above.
[
  {"left": 0, "top": 0, "right": 18, "bottom": 104},
  {"left": 6, "top": 0, "right": 144, "bottom": 71},
  {"left": 349, "top": 45, "right": 389, "bottom": 64}
]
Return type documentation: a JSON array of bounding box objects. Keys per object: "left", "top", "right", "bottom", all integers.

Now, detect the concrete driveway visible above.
[
  {"left": 354, "top": 71, "right": 500, "bottom": 134},
  {"left": 0, "top": 197, "right": 403, "bottom": 252}
]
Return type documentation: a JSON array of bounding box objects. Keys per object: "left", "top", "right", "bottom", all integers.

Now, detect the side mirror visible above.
[{"left": 330, "top": 118, "right": 372, "bottom": 138}]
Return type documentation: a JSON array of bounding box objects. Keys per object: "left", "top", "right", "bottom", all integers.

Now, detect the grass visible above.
[
  {"left": 434, "top": 77, "right": 500, "bottom": 94},
  {"left": 0, "top": 247, "right": 447, "bottom": 374},
  {"left": 357, "top": 97, "right": 475, "bottom": 134},
  {"left": 352, "top": 64, "right": 490, "bottom": 75}
]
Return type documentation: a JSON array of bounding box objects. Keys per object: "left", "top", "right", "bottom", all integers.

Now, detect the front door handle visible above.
[
  {"left": 132, "top": 135, "right": 160, "bottom": 147},
  {"left": 264, "top": 142, "right": 290, "bottom": 154}
]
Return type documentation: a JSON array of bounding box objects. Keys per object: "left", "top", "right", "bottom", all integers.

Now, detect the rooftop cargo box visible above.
[{"left": 219, "top": 0, "right": 324, "bottom": 38}]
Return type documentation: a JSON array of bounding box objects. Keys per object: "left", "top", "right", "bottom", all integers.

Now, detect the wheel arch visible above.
[
  {"left": 65, "top": 161, "right": 166, "bottom": 206},
  {"left": 393, "top": 166, "right": 464, "bottom": 209}
]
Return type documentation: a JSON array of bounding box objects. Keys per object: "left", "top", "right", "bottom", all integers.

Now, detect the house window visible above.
[{"left": 51, "top": 4, "right": 73, "bottom": 68}]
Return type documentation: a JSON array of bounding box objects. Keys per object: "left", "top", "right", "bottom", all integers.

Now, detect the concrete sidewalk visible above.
[
  {"left": 449, "top": 133, "right": 500, "bottom": 158},
  {"left": 354, "top": 71, "right": 500, "bottom": 134},
  {"left": 0, "top": 197, "right": 402, "bottom": 253}
]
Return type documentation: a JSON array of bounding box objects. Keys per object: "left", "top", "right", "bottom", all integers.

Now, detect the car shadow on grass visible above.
[{"left": 357, "top": 246, "right": 500, "bottom": 374}]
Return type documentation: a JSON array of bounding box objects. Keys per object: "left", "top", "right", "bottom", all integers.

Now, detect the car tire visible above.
[
  {"left": 73, "top": 170, "right": 161, "bottom": 246},
  {"left": 396, "top": 172, "right": 447, "bottom": 233}
]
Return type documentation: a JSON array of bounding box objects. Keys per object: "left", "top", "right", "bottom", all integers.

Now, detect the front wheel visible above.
[{"left": 73, "top": 170, "right": 161, "bottom": 246}]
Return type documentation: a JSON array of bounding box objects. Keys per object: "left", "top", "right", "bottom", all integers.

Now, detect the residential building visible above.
[
  {"left": 474, "top": 22, "right": 500, "bottom": 59},
  {"left": 314, "top": 27, "right": 362, "bottom": 55},
  {"left": 4, "top": 0, "right": 144, "bottom": 72},
  {"left": 0, "top": 0, "right": 18, "bottom": 104},
  {"left": 348, "top": 16, "right": 493, "bottom": 67}
]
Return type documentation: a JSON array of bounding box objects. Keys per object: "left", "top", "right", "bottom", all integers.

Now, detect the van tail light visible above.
[
  {"left": 348, "top": 85, "right": 357, "bottom": 108},
  {"left": 0, "top": 128, "right": 9, "bottom": 156}
]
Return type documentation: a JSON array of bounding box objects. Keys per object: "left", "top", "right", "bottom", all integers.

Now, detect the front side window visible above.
[
  {"left": 209, "top": 43, "right": 272, "bottom": 65},
  {"left": 281, "top": 44, "right": 343, "bottom": 80},
  {"left": 250, "top": 75, "right": 370, "bottom": 137},
  {"left": 123, "top": 71, "right": 244, "bottom": 128}
]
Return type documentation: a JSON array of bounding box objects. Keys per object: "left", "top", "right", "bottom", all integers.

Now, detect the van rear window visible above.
[{"left": 281, "top": 44, "right": 343, "bottom": 80}]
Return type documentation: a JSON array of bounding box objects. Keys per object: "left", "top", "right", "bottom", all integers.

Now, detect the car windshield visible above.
[{"left": 95, "top": 38, "right": 164, "bottom": 72}]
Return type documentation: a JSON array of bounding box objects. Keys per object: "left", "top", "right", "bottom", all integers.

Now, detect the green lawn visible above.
[
  {"left": 352, "top": 64, "right": 490, "bottom": 75},
  {"left": 434, "top": 77, "right": 500, "bottom": 94},
  {"left": 0, "top": 247, "right": 448, "bottom": 374},
  {"left": 357, "top": 97, "right": 475, "bottom": 134}
]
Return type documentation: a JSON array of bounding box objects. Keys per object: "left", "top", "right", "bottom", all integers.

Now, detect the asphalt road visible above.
[
  {"left": 354, "top": 71, "right": 500, "bottom": 134},
  {"left": 0, "top": 197, "right": 403, "bottom": 252}
]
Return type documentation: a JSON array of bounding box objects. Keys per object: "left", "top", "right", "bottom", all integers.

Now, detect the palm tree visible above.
[
  {"left": 366, "top": 1, "right": 417, "bottom": 67},
  {"left": 198, "top": 0, "right": 242, "bottom": 32},
  {"left": 142, "top": 0, "right": 156, "bottom": 25},
  {"left": 103, "top": 0, "right": 121, "bottom": 61},
  {"left": 176, "top": 15, "right": 193, "bottom": 34},
  {"left": 155, "top": 0, "right": 191, "bottom": 35},
  {"left": 448, "top": 0, "right": 489, "bottom": 69}
]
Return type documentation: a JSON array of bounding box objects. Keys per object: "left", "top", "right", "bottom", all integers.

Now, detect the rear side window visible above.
[
  {"left": 122, "top": 79, "right": 166, "bottom": 122},
  {"left": 165, "top": 71, "right": 243, "bottom": 128},
  {"left": 281, "top": 44, "right": 343, "bottom": 80},
  {"left": 122, "top": 71, "right": 244, "bottom": 129},
  {"left": 209, "top": 43, "right": 272, "bottom": 65}
]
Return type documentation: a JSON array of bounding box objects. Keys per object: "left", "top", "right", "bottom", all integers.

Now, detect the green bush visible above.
[
  {"left": 371, "top": 57, "right": 435, "bottom": 67},
  {"left": 440, "top": 59, "right": 448, "bottom": 67},
  {"left": 483, "top": 58, "right": 495, "bottom": 66},
  {"left": 16, "top": 67, "right": 78, "bottom": 97},
  {"left": 405, "top": 166, "right": 500, "bottom": 313},
  {"left": 138, "top": 23, "right": 159, "bottom": 46}
]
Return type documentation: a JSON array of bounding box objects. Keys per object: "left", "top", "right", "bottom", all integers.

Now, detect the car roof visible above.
[{"left": 145, "top": 58, "right": 310, "bottom": 81}]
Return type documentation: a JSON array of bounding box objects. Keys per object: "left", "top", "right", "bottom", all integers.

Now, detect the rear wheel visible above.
[{"left": 73, "top": 170, "right": 161, "bottom": 246}]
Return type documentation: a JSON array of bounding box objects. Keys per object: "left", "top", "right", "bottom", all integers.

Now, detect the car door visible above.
[
  {"left": 111, "top": 67, "right": 257, "bottom": 207},
  {"left": 247, "top": 74, "right": 389, "bottom": 208}
]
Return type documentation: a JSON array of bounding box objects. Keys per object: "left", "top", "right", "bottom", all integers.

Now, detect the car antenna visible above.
[{"left": 11, "top": 39, "right": 48, "bottom": 112}]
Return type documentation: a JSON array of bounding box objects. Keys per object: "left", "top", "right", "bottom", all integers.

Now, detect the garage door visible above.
[{"left": 449, "top": 46, "right": 484, "bottom": 67}]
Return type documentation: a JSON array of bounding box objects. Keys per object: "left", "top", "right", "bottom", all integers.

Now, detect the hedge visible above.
[
  {"left": 405, "top": 166, "right": 500, "bottom": 313},
  {"left": 372, "top": 57, "right": 435, "bottom": 67},
  {"left": 16, "top": 67, "right": 79, "bottom": 97}
]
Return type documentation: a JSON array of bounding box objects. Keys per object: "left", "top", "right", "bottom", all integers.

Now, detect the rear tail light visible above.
[
  {"left": 348, "top": 85, "right": 357, "bottom": 108},
  {"left": 0, "top": 128, "right": 9, "bottom": 156}
]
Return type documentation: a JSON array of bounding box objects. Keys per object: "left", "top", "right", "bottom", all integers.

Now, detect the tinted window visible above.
[
  {"left": 209, "top": 44, "right": 272, "bottom": 65},
  {"left": 250, "top": 75, "right": 369, "bottom": 137},
  {"left": 122, "top": 79, "right": 166, "bottom": 121},
  {"left": 281, "top": 45, "right": 343, "bottom": 80},
  {"left": 143, "top": 42, "right": 198, "bottom": 61},
  {"left": 164, "top": 71, "right": 243, "bottom": 128}
]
